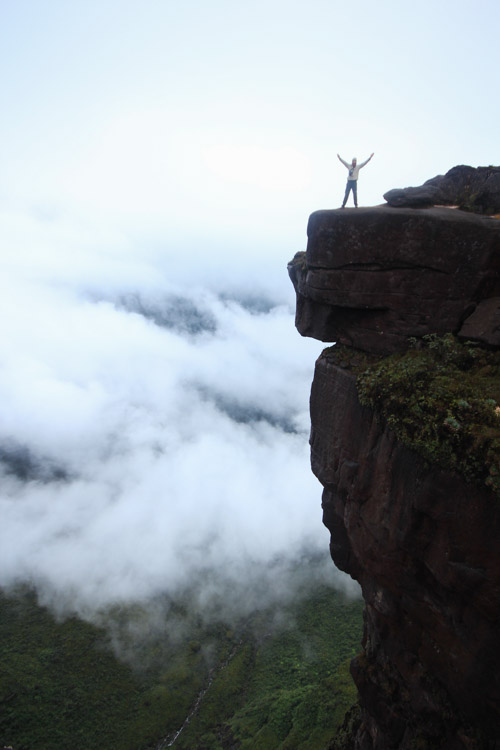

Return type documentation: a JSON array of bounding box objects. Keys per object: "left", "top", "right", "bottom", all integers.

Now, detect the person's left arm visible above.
[{"left": 358, "top": 152, "right": 375, "bottom": 169}]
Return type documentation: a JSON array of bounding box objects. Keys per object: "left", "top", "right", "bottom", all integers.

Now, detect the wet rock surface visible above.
[
  {"left": 288, "top": 205, "right": 500, "bottom": 354},
  {"left": 289, "top": 179, "right": 500, "bottom": 748},
  {"left": 312, "top": 353, "right": 500, "bottom": 749}
]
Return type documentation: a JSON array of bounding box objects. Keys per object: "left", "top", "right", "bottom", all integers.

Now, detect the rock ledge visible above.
[{"left": 289, "top": 205, "right": 500, "bottom": 354}]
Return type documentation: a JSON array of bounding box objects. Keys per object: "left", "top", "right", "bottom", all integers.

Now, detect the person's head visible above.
[{"left": 352, "top": 157, "right": 357, "bottom": 166}]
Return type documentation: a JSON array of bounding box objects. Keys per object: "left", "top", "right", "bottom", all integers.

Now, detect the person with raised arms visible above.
[{"left": 337, "top": 152, "right": 374, "bottom": 207}]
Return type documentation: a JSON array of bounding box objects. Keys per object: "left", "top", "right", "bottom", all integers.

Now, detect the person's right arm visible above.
[{"left": 337, "top": 154, "right": 349, "bottom": 168}]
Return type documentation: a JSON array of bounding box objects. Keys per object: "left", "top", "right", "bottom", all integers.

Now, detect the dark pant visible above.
[{"left": 342, "top": 179, "right": 358, "bottom": 207}]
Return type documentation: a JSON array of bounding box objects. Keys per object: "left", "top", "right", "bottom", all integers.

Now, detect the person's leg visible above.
[
  {"left": 342, "top": 181, "right": 352, "bottom": 207},
  {"left": 353, "top": 181, "right": 358, "bottom": 207}
]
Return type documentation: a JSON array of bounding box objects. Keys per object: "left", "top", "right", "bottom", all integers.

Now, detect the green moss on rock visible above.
[{"left": 353, "top": 334, "right": 500, "bottom": 495}]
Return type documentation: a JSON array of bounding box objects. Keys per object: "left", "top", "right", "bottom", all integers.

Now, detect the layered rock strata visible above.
[
  {"left": 289, "top": 206, "right": 500, "bottom": 355},
  {"left": 289, "top": 203, "right": 500, "bottom": 748}
]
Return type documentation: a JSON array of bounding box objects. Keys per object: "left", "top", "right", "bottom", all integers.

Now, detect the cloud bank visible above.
[{"left": 0, "top": 210, "right": 357, "bottom": 619}]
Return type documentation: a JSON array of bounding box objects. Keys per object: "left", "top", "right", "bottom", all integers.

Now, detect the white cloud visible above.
[
  {"left": 0, "top": 209, "right": 354, "bottom": 619},
  {"left": 11, "top": 0, "right": 500, "bottom": 620}
]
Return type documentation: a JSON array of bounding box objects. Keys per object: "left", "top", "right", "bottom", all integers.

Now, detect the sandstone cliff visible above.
[
  {"left": 288, "top": 176, "right": 500, "bottom": 749},
  {"left": 289, "top": 206, "right": 500, "bottom": 354}
]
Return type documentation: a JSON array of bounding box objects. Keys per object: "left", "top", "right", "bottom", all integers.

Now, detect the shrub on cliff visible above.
[{"left": 355, "top": 334, "right": 500, "bottom": 496}]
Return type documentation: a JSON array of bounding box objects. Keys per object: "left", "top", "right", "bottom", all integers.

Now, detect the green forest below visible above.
[{"left": 0, "top": 561, "right": 363, "bottom": 750}]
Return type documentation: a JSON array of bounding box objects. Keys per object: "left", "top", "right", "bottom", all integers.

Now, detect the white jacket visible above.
[{"left": 339, "top": 156, "right": 371, "bottom": 181}]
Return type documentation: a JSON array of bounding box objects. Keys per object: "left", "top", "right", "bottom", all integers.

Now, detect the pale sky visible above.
[{"left": 1, "top": 0, "right": 499, "bottom": 256}]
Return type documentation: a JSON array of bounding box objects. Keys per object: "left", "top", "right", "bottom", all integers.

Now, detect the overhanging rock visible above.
[{"left": 288, "top": 206, "right": 500, "bottom": 354}]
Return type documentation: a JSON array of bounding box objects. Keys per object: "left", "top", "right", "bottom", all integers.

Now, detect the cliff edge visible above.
[
  {"left": 289, "top": 206, "right": 500, "bottom": 355},
  {"left": 288, "top": 171, "right": 500, "bottom": 749}
]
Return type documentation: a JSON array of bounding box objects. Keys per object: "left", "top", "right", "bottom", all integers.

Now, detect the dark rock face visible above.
[
  {"left": 312, "top": 353, "right": 500, "bottom": 749},
  {"left": 288, "top": 206, "right": 500, "bottom": 354},
  {"left": 458, "top": 296, "right": 500, "bottom": 347},
  {"left": 289, "top": 186, "right": 500, "bottom": 748},
  {"left": 384, "top": 164, "right": 500, "bottom": 215}
]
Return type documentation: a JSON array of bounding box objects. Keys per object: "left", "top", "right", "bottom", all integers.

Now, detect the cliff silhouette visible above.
[{"left": 288, "top": 166, "right": 500, "bottom": 749}]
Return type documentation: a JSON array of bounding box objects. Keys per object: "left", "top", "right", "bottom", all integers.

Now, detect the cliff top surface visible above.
[{"left": 289, "top": 178, "right": 500, "bottom": 354}]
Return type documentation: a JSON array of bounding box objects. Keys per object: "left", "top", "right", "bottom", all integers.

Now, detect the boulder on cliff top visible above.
[
  {"left": 288, "top": 205, "right": 500, "bottom": 354},
  {"left": 384, "top": 164, "right": 500, "bottom": 214}
]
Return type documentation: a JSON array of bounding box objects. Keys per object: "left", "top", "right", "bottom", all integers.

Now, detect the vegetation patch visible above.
[
  {"left": 352, "top": 334, "right": 500, "bottom": 495},
  {"left": 0, "top": 588, "right": 214, "bottom": 750},
  {"left": 170, "top": 585, "right": 363, "bottom": 749},
  {"left": 0, "top": 563, "right": 363, "bottom": 750}
]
